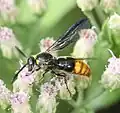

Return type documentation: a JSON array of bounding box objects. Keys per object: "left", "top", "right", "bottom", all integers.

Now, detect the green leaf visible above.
[{"left": 85, "top": 89, "right": 120, "bottom": 111}]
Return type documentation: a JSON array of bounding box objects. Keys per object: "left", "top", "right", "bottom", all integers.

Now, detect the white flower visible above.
[
  {"left": 76, "top": 0, "right": 98, "bottom": 11},
  {"left": 28, "top": 0, "right": 47, "bottom": 14},
  {"left": 39, "top": 37, "right": 57, "bottom": 56},
  {"left": 100, "top": 50, "right": 120, "bottom": 91},
  {"left": 37, "top": 82, "right": 58, "bottom": 113},
  {"left": 13, "top": 61, "right": 38, "bottom": 95},
  {"left": 0, "top": 79, "right": 11, "bottom": 109},
  {"left": 108, "top": 13, "right": 120, "bottom": 30},
  {"left": 72, "top": 29, "right": 97, "bottom": 58},
  {"left": 54, "top": 76, "right": 76, "bottom": 100},
  {"left": 75, "top": 76, "right": 91, "bottom": 90},
  {"left": 10, "top": 92, "right": 32, "bottom": 113},
  {"left": 100, "top": 0, "right": 119, "bottom": 13},
  {"left": 0, "top": 27, "right": 22, "bottom": 59},
  {"left": 0, "top": 0, "right": 17, "bottom": 21}
]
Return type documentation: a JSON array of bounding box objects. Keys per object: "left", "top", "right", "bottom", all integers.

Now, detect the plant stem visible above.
[
  {"left": 84, "top": 11, "right": 100, "bottom": 32},
  {"left": 76, "top": 90, "right": 84, "bottom": 107},
  {"left": 95, "top": 6, "right": 106, "bottom": 25},
  {"left": 68, "top": 99, "right": 77, "bottom": 108}
]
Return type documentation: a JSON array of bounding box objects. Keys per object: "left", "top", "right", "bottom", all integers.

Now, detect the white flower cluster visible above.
[
  {"left": 0, "top": 0, "right": 17, "bottom": 21},
  {"left": 0, "top": 79, "right": 32, "bottom": 113},
  {"left": 100, "top": 0, "right": 119, "bottom": 13},
  {"left": 37, "top": 81, "right": 58, "bottom": 113},
  {"left": 108, "top": 13, "right": 120, "bottom": 30},
  {"left": 37, "top": 76, "right": 76, "bottom": 113},
  {"left": 54, "top": 76, "right": 76, "bottom": 100},
  {"left": 0, "top": 79, "right": 11, "bottom": 109},
  {"left": 76, "top": 0, "right": 98, "bottom": 11},
  {"left": 72, "top": 29, "right": 97, "bottom": 58},
  {"left": 10, "top": 92, "right": 32, "bottom": 113},
  {"left": 100, "top": 50, "right": 120, "bottom": 91},
  {"left": 0, "top": 0, "right": 16, "bottom": 14},
  {"left": 0, "top": 27, "right": 22, "bottom": 59},
  {"left": 39, "top": 37, "right": 57, "bottom": 56}
]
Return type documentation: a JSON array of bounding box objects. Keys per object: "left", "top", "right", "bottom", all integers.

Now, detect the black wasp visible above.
[{"left": 12, "top": 18, "right": 91, "bottom": 95}]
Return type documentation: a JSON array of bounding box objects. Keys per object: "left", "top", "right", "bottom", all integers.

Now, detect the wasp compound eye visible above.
[{"left": 27, "top": 57, "right": 35, "bottom": 71}]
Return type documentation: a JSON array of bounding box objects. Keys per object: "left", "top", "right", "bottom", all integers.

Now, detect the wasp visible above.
[{"left": 12, "top": 18, "right": 92, "bottom": 95}]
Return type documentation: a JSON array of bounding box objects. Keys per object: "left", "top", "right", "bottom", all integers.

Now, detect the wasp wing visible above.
[{"left": 46, "top": 18, "right": 90, "bottom": 52}]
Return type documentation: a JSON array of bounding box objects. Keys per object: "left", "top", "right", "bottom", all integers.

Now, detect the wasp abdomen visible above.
[
  {"left": 56, "top": 57, "right": 75, "bottom": 72},
  {"left": 73, "top": 60, "right": 91, "bottom": 77},
  {"left": 55, "top": 58, "right": 90, "bottom": 77}
]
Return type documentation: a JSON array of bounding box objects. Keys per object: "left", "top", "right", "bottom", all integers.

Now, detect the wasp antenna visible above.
[
  {"left": 11, "top": 64, "right": 27, "bottom": 83},
  {"left": 79, "top": 57, "right": 97, "bottom": 60},
  {"left": 15, "top": 46, "right": 28, "bottom": 58}
]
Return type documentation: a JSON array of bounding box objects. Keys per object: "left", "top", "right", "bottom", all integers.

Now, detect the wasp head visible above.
[{"left": 27, "top": 56, "right": 36, "bottom": 71}]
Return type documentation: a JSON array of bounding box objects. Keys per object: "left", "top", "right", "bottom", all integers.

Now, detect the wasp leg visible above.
[
  {"left": 39, "top": 69, "right": 50, "bottom": 81},
  {"left": 51, "top": 70, "right": 72, "bottom": 96},
  {"left": 35, "top": 67, "right": 41, "bottom": 71}
]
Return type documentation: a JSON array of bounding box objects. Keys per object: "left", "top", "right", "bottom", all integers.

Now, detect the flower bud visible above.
[
  {"left": 0, "top": 0, "right": 17, "bottom": 22},
  {"left": 0, "top": 27, "right": 22, "bottom": 59},
  {"left": 100, "top": 0, "right": 119, "bottom": 13},
  {"left": 76, "top": 0, "right": 98, "bottom": 11},
  {"left": 75, "top": 75, "right": 91, "bottom": 90},
  {"left": 72, "top": 29, "right": 97, "bottom": 58},
  {"left": 108, "top": 13, "right": 120, "bottom": 30},
  {"left": 28, "top": 0, "right": 47, "bottom": 14},
  {"left": 39, "top": 37, "right": 57, "bottom": 56}
]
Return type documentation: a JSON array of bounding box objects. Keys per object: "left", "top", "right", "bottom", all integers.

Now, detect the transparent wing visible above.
[{"left": 46, "top": 18, "right": 90, "bottom": 52}]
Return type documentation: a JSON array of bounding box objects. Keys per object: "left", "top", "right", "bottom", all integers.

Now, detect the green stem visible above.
[
  {"left": 76, "top": 90, "right": 84, "bottom": 107},
  {"left": 84, "top": 11, "right": 100, "bottom": 32},
  {"left": 68, "top": 99, "right": 77, "bottom": 108},
  {"left": 94, "top": 6, "right": 107, "bottom": 26}
]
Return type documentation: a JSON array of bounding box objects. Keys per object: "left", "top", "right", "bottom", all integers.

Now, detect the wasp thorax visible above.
[{"left": 35, "top": 52, "right": 54, "bottom": 68}]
